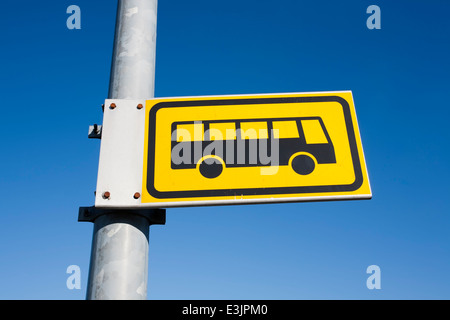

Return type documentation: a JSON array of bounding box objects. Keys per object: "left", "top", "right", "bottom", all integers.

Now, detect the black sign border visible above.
[{"left": 146, "top": 96, "right": 364, "bottom": 199}]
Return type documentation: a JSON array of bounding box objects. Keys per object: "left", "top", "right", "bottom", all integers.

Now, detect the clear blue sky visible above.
[{"left": 0, "top": 0, "right": 449, "bottom": 299}]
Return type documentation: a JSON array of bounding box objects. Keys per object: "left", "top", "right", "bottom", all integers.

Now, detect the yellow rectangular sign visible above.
[{"left": 142, "top": 91, "right": 371, "bottom": 207}]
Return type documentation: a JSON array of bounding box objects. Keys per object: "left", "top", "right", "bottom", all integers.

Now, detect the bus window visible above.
[
  {"left": 177, "top": 123, "right": 204, "bottom": 142},
  {"left": 272, "top": 121, "right": 299, "bottom": 139},
  {"left": 301, "top": 119, "right": 328, "bottom": 144},
  {"left": 240, "top": 122, "right": 268, "bottom": 139},
  {"left": 209, "top": 122, "right": 236, "bottom": 140}
]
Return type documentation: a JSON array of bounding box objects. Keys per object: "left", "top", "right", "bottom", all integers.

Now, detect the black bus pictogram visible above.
[{"left": 171, "top": 117, "right": 336, "bottom": 178}]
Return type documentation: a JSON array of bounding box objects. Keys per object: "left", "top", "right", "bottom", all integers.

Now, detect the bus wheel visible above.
[
  {"left": 291, "top": 154, "right": 315, "bottom": 175},
  {"left": 199, "top": 158, "right": 223, "bottom": 178}
]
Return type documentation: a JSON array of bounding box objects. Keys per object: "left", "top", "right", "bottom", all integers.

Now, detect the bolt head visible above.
[
  {"left": 103, "top": 191, "right": 111, "bottom": 199},
  {"left": 109, "top": 103, "right": 116, "bottom": 109},
  {"left": 133, "top": 192, "right": 141, "bottom": 199},
  {"left": 137, "top": 104, "right": 143, "bottom": 110}
]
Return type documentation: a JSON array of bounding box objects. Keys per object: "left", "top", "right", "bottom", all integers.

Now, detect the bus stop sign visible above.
[{"left": 94, "top": 91, "right": 371, "bottom": 208}]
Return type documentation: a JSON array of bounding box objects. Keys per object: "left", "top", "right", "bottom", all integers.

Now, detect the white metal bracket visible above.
[{"left": 94, "top": 99, "right": 146, "bottom": 208}]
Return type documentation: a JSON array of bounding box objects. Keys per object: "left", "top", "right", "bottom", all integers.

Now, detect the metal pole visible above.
[{"left": 86, "top": 0, "right": 158, "bottom": 300}]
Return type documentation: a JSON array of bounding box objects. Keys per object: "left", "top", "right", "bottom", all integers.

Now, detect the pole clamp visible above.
[{"left": 78, "top": 206, "right": 166, "bottom": 225}]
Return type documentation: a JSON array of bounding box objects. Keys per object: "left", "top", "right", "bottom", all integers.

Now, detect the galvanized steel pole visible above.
[
  {"left": 108, "top": 0, "right": 157, "bottom": 100},
  {"left": 86, "top": 0, "right": 158, "bottom": 300}
]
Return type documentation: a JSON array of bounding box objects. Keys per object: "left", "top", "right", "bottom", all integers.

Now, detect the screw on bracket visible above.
[
  {"left": 103, "top": 191, "right": 111, "bottom": 199},
  {"left": 134, "top": 192, "right": 141, "bottom": 199},
  {"left": 137, "top": 104, "right": 143, "bottom": 110},
  {"left": 109, "top": 103, "right": 117, "bottom": 109}
]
